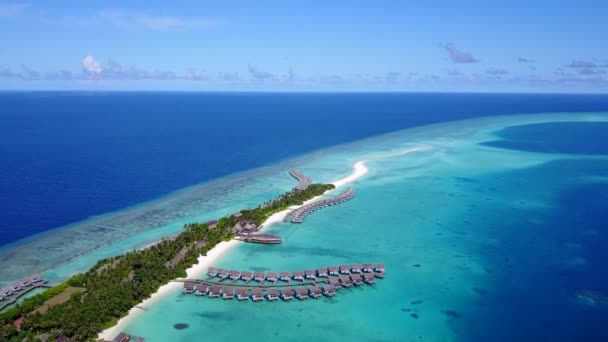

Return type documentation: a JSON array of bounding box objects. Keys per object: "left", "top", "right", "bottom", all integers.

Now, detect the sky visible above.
[{"left": 0, "top": 1, "right": 607, "bottom": 92}]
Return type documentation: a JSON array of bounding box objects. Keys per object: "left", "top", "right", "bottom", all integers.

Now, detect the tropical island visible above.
[{"left": 0, "top": 179, "right": 335, "bottom": 341}]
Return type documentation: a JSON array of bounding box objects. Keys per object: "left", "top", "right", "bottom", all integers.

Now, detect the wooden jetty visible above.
[
  {"left": 178, "top": 263, "right": 385, "bottom": 302},
  {"left": 289, "top": 169, "right": 312, "bottom": 191},
  {"left": 285, "top": 188, "right": 356, "bottom": 223}
]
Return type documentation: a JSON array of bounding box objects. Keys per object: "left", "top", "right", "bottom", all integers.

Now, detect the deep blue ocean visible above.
[{"left": 2, "top": 92, "right": 608, "bottom": 247}]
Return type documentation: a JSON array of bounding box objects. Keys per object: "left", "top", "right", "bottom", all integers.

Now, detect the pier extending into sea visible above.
[
  {"left": 0, "top": 274, "right": 50, "bottom": 311},
  {"left": 289, "top": 169, "right": 311, "bottom": 191},
  {"left": 284, "top": 187, "right": 356, "bottom": 223},
  {"left": 179, "top": 263, "right": 384, "bottom": 302}
]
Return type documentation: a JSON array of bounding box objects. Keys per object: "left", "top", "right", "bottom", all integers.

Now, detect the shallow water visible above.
[{"left": 119, "top": 112, "right": 608, "bottom": 341}]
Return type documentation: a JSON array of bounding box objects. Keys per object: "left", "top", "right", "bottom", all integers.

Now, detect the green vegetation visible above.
[{"left": 0, "top": 183, "right": 334, "bottom": 341}]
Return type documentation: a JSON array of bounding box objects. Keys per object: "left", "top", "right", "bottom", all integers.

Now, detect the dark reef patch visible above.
[{"left": 174, "top": 323, "right": 189, "bottom": 330}]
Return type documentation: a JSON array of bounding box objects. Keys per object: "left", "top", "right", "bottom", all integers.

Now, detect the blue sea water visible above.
[{"left": 1, "top": 93, "right": 608, "bottom": 341}]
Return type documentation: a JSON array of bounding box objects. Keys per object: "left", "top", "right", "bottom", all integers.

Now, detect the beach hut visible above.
[
  {"left": 280, "top": 288, "right": 294, "bottom": 301},
  {"left": 328, "top": 266, "right": 339, "bottom": 276},
  {"left": 217, "top": 269, "right": 229, "bottom": 279},
  {"left": 208, "top": 285, "right": 222, "bottom": 298},
  {"left": 207, "top": 267, "right": 218, "bottom": 277},
  {"left": 241, "top": 271, "right": 253, "bottom": 281},
  {"left": 339, "top": 265, "right": 351, "bottom": 275},
  {"left": 316, "top": 268, "right": 328, "bottom": 278},
  {"left": 195, "top": 284, "right": 209, "bottom": 296},
  {"left": 295, "top": 288, "right": 309, "bottom": 300},
  {"left": 350, "top": 274, "right": 363, "bottom": 286},
  {"left": 363, "top": 273, "right": 375, "bottom": 284},
  {"left": 253, "top": 272, "right": 266, "bottom": 282},
  {"left": 322, "top": 285, "right": 336, "bottom": 297},
  {"left": 328, "top": 278, "right": 341, "bottom": 290},
  {"left": 251, "top": 288, "right": 264, "bottom": 302},
  {"left": 340, "top": 276, "right": 353, "bottom": 288},
  {"left": 374, "top": 263, "right": 385, "bottom": 273},
  {"left": 293, "top": 271, "right": 305, "bottom": 281},
  {"left": 221, "top": 286, "right": 235, "bottom": 300},
  {"left": 351, "top": 264, "right": 362, "bottom": 274},
  {"left": 304, "top": 270, "right": 316, "bottom": 280},
  {"left": 308, "top": 286, "right": 322, "bottom": 299},
  {"left": 183, "top": 282, "right": 196, "bottom": 294},
  {"left": 266, "top": 289, "right": 279, "bottom": 301},
  {"left": 266, "top": 272, "right": 278, "bottom": 282},
  {"left": 229, "top": 270, "right": 241, "bottom": 280},
  {"left": 236, "top": 288, "right": 249, "bottom": 301},
  {"left": 362, "top": 264, "right": 374, "bottom": 273},
  {"left": 206, "top": 220, "right": 218, "bottom": 229}
]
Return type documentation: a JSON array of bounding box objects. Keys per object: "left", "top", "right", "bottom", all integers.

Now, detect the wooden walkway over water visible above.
[
  {"left": 0, "top": 274, "right": 50, "bottom": 311},
  {"left": 284, "top": 187, "right": 356, "bottom": 223},
  {"left": 289, "top": 169, "right": 312, "bottom": 191},
  {"left": 177, "top": 263, "right": 384, "bottom": 301}
]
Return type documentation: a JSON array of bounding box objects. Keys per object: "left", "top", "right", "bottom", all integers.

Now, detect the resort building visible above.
[
  {"left": 317, "top": 268, "right": 328, "bottom": 277},
  {"left": 363, "top": 264, "right": 374, "bottom": 273},
  {"left": 293, "top": 271, "right": 305, "bottom": 281},
  {"left": 266, "top": 272, "right": 278, "bottom": 282},
  {"left": 351, "top": 264, "right": 362, "bottom": 274},
  {"left": 279, "top": 272, "right": 291, "bottom": 282},
  {"left": 221, "top": 286, "right": 235, "bottom": 300},
  {"left": 113, "top": 333, "right": 131, "bottom": 342},
  {"left": 266, "top": 289, "right": 279, "bottom": 301},
  {"left": 340, "top": 276, "right": 353, "bottom": 288},
  {"left": 308, "top": 286, "right": 322, "bottom": 299},
  {"left": 208, "top": 285, "right": 222, "bottom": 298},
  {"left": 304, "top": 270, "right": 316, "bottom": 280},
  {"left": 243, "top": 234, "right": 283, "bottom": 244},
  {"left": 207, "top": 267, "right": 218, "bottom": 277},
  {"left": 374, "top": 263, "right": 385, "bottom": 272},
  {"left": 206, "top": 220, "right": 218, "bottom": 229},
  {"left": 253, "top": 272, "right": 265, "bottom": 282},
  {"left": 240, "top": 271, "right": 253, "bottom": 282},
  {"left": 328, "top": 278, "right": 341, "bottom": 289},
  {"left": 183, "top": 282, "right": 196, "bottom": 294},
  {"left": 350, "top": 274, "right": 363, "bottom": 286},
  {"left": 339, "top": 265, "right": 351, "bottom": 275},
  {"left": 363, "top": 273, "right": 375, "bottom": 284},
  {"left": 217, "top": 269, "right": 229, "bottom": 279},
  {"left": 251, "top": 288, "right": 264, "bottom": 302},
  {"left": 195, "top": 284, "right": 208, "bottom": 296},
  {"left": 322, "top": 285, "right": 336, "bottom": 297},
  {"left": 295, "top": 288, "right": 309, "bottom": 300},
  {"left": 328, "top": 266, "right": 339, "bottom": 276},
  {"left": 280, "top": 289, "right": 294, "bottom": 301},
  {"left": 236, "top": 288, "right": 249, "bottom": 301},
  {"left": 375, "top": 272, "right": 385, "bottom": 279},
  {"left": 228, "top": 270, "right": 241, "bottom": 280}
]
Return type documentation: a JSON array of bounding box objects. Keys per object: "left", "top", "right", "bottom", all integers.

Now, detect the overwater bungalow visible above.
[
  {"left": 374, "top": 263, "right": 385, "bottom": 273},
  {"left": 279, "top": 272, "right": 291, "bottom": 282},
  {"left": 236, "top": 288, "right": 249, "bottom": 301},
  {"left": 195, "top": 284, "right": 209, "bottom": 296},
  {"left": 328, "top": 278, "right": 341, "bottom": 289},
  {"left": 251, "top": 288, "right": 264, "bottom": 302},
  {"left": 295, "top": 288, "right": 309, "bottom": 300},
  {"left": 340, "top": 276, "right": 353, "bottom": 288},
  {"left": 183, "top": 282, "right": 196, "bottom": 294},
  {"left": 207, "top": 267, "right": 218, "bottom": 277},
  {"left": 328, "top": 266, "right": 339, "bottom": 276},
  {"left": 351, "top": 264, "right": 362, "bottom": 274},
  {"left": 304, "top": 270, "right": 316, "bottom": 280},
  {"left": 208, "top": 285, "right": 222, "bottom": 298},
  {"left": 339, "top": 265, "right": 351, "bottom": 275},
  {"left": 217, "top": 269, "right": 229, "bottom": 279},
  {"left": 322, "top": 284, "right": 336, "bottom": 297},
  {"left": 293, "top": 271, "right": 305, "bottom": 281},
  {"left": 308, "top": 286, "right": 322, "bottom": 299},
  {"left": 362, "top": 264, "right": 374, "bottom": 273},
  {"left": 280, "top": 288, "right": 294, "bottom": 301},
  {"left": 266, "top": 272, "right": 278, "bottom": 282},
  {"left": 221, "top": 286, "right": 235, "bottom": 300},
  {"left": 350, "top": 274, "right": 363, "bottom": 286},
  {"left": 229, "top": 270, "right": 241, "bottom": 280},
  {"left": 317, "top": 268, "right": 328, "bottom": 277},
  {"left": 113, "top": 332, "right": 131, "bottom": 342},
  {"left": 253, "top": 272, "right": 265, "bottom": 282},
  {"left": 375, "top": 272, "right": 385, "bottom": 279},
  {"left": 363, "top": 273, "right": 375, "bottom": 284},
  {"left": 266, "top": 289, "right": 279, "bottom": 301},
  {"left": 241, "top": 271, "right": 253, "bottom": 281}
]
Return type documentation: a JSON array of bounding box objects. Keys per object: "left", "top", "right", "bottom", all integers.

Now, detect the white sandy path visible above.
[{"left": 99, "top": 146, "right": 428, "bottom": 340}]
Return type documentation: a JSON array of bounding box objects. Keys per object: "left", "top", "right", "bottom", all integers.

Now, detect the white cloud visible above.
[
  {"left": 97, "top": 10, "right": 221, "bottom": 30},
  {"left": 81, "top": 55, "right": 103, "bottom": 74}
]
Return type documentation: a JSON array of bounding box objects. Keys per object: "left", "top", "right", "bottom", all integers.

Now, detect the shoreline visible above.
[{"left": 99, "top": 148, "right": 434, "bottom": 340}]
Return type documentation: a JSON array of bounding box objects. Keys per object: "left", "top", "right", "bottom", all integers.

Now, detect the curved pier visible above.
[
  {"left": 285, "top": 188, "right": 356, "bottom": 223},
  {"left": 289, "top": 169, "right": 311, "bottom": 191},
  {"left": 179, "top": 263, "right": 384, "bottom": 302}
]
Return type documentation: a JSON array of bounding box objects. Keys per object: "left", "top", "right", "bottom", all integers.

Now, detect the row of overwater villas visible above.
[
  {"left": 206, "top": 263, "right": 385, "bottom": 282},
  {"left": 289, "top": 188, "right": 356, "bottom": 223},
  {"left": 183, "top": 273, "right": 377, "bottom": 301},
  {"left": 0, "top": 274, "right": 44, "bottom": 301}
]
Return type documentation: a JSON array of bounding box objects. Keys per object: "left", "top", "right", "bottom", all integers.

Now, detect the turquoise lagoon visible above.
[{"left": 115, "top": 112, "right": 608, "bottom": 341}]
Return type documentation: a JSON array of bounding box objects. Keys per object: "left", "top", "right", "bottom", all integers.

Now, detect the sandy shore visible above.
[{"left": 99, "top": 158, "right": 378, "bottom": 340}]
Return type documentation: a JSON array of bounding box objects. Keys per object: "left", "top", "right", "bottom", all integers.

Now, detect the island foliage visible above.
[{"left": 0, "top": 183, "right": 334, "bottom": 341}]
